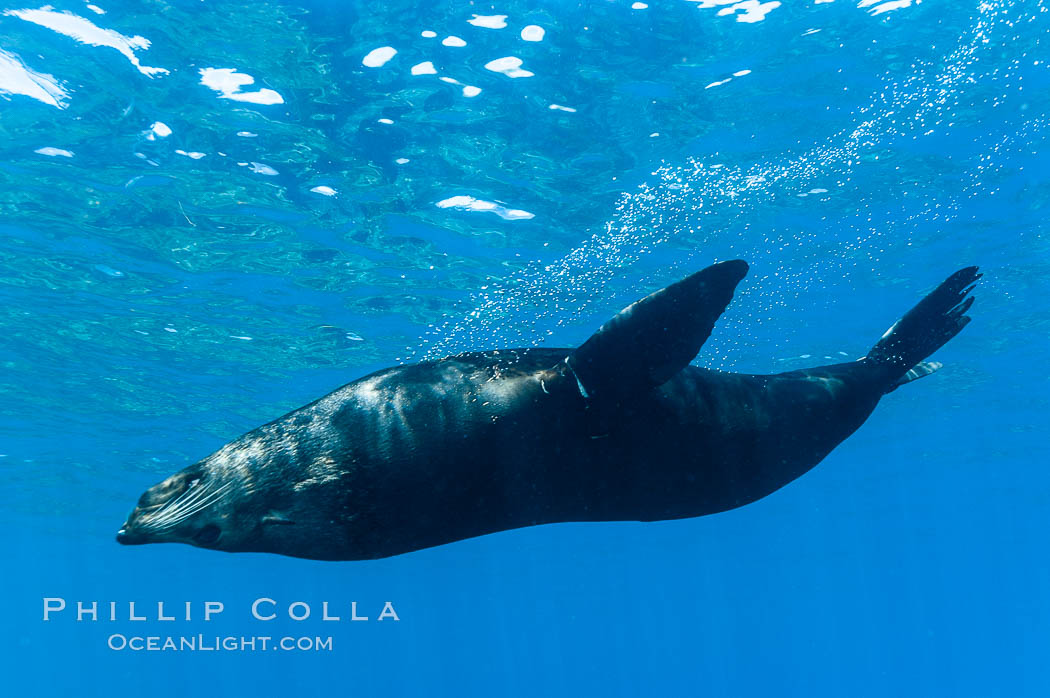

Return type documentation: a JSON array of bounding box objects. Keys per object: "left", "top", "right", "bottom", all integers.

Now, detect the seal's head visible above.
[
  {"left": 116, "top": 428, "right": 317, "bottom": 555},
  {"left": 116, "top": 460, "right": 247, "bottom": 551}
]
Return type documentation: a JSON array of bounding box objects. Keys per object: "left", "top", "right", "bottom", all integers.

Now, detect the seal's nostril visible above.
[{"left": 117, "top": 525, "right": 147, "bottom": 546}]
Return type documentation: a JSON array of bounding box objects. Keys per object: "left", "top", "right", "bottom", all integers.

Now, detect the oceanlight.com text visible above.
[{"left": 107, "top": 634, "right": 334, "bottom": 652}]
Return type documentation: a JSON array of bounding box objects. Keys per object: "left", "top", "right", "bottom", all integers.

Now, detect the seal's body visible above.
[{"left": 118, "top": 261, "right": 980, "bottom": 560}]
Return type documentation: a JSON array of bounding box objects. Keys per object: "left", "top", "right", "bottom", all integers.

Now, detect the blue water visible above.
[{"left": 2, "top": 0, "right": 1049, "bottom": 695}]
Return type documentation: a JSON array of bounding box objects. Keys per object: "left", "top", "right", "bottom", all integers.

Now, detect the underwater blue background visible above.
[{"left": 2, "top": 0, "right": 1048, "bottom": 695}]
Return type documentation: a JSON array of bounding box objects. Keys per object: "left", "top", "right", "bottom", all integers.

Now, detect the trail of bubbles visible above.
[{"left": 414, "top": 0, "right": 1047, "bottom": 365}]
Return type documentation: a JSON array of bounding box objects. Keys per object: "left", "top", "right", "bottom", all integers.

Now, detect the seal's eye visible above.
[
  {"left": 194, "top": 524, "right": 221, "bottom": 545},
  {"left": 188, "top": 478, "right": 200, "bottom": 488}
]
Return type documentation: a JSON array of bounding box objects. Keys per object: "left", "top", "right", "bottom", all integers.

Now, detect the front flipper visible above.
[{"left": 565, "top": 260, "right": 748, "bottom": 402}]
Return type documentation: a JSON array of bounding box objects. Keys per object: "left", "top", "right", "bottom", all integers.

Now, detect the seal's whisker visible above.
[
  {"left": 162, "top": 485, "right": 233, "bottom": 527},
  {"left": 146, "top": 479, "right": 223, "bottom": 529},
  {"left": 147, "top": 485, "right": 227, "bottom": 531},
  {"left": 147, "top": 482, "right": 233, "bottom": 531},
  {"left": 147, "top": 478, "right": 214, "bottom": 527}
]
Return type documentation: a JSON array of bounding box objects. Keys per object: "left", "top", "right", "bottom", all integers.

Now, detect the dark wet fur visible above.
[{"left": 118, "top": 264, "right": 979, "bottom": 561}]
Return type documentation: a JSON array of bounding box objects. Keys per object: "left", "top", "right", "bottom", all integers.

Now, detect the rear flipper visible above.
[
  {"left": 886, "top": 360, "right": 942, "bottom": 393},
  {"left": 865, "top": 266, "right": 981, "bottom": 392}
]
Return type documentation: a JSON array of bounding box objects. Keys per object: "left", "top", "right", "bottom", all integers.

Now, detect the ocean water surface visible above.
[{"left": 2, "top": 0, "right": 1049, "bottom": 695}]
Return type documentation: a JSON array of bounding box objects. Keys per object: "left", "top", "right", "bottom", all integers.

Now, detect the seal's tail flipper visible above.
[
  {"left": 566, "top": 259, "right": 748, "bottom": 402},
  {"left": 865, "top": 266, "right": 980, "bottom": 391}
]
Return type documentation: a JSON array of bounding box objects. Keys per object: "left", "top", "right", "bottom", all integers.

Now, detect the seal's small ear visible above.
[{"left": 565, "top": 260, "right": 748, "bottom": 402}]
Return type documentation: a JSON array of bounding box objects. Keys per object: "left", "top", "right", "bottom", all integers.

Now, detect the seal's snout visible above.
[
  {"left": 116, "top": 521, "right": 151, "bottom": 545},
  {"left": 117, "top": 462, "right": 234, "bottom": 551}
]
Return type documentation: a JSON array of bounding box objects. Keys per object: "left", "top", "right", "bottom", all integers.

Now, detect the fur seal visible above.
[{"left": 117, "top": 261, "right": 980, "bottom": 560}]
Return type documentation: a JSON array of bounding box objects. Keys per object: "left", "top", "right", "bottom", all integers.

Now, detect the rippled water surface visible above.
[{"left": 3, "top": 1, "right": 1049, "bottom": 695}]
